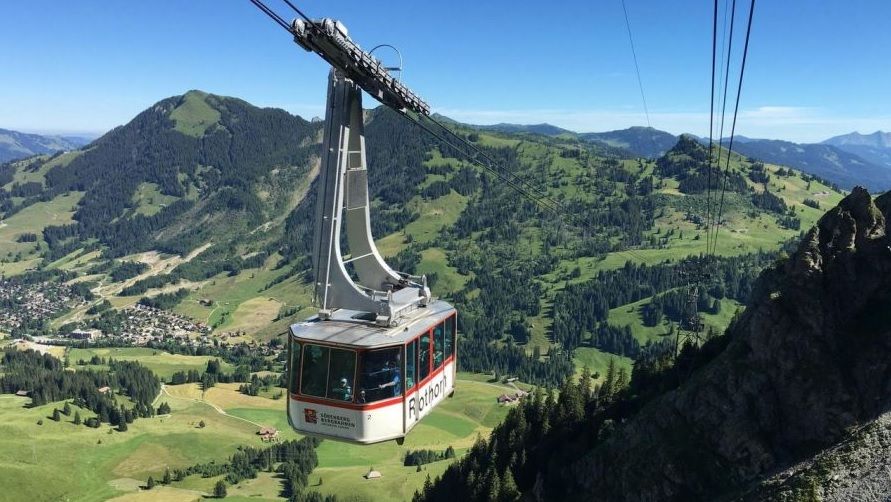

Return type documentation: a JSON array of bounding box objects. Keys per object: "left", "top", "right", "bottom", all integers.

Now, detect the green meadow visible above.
[
  {"left": 0, "top": 371, "right": 515, "bottom": 501},
  {"left": 69, "top": 347, "right": 235, "bottom": 380}
]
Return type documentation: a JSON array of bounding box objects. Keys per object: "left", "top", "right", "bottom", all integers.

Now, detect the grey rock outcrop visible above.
[{"left": 570, "top": 187, "right": 891, "bottom": 501}]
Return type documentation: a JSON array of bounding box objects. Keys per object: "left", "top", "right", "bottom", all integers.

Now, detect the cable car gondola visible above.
[
  {"left": 288, "top": 303, "right": 456, "bottom": 444},
  {"left": 282, "top": 17, "right": 456, "bottom": 444}
]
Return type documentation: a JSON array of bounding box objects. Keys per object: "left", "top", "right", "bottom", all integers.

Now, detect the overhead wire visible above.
[
  {"left": 246, "top": 0, "right": 567, "bottom": 221},
  {"left": 704, "top": 0, "right": 719, "bottom": 261},
  {"left": 706, "top": 0, "right": 731, "bottom": 258},
  {"left": 711, "top": 0, "right": 756, "bottom": 255},
  {"left": 278, "top": 0, "right": 314, "bottom": 24},
  {"left": 247, "top": 0, "right": 655, "bottom": 262},
  {"left": 248, "top": 0, "right": 291, "bottom": 32},
  {"left": 404, "top": 112, "right": 565, "bottom": 218},
  {"left": 425, "top": 115, "right": 568, "bottom": 213},
  {"left": 709, "top": 0, "right": 737, "bottom": 254},
  {"left": 620, "top": 0, "right": 651, "bottom": 129}
]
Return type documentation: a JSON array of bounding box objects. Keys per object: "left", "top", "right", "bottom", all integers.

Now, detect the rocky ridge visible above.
[{"left": 570, "top": 187, "right": 891, "bottom": 500}]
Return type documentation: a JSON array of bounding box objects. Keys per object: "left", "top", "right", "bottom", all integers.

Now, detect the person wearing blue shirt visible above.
[{"left": 378, "top": 360, "right": 401, "bottom": 396}]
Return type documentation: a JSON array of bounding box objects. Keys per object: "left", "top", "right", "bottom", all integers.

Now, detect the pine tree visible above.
[
  {"left": 579, "top": 366, "right": 593, "bottom": 399},
  {"left": 73, "top": 411, "right": 82, "bottom": 425},
  {"left": 599, "top": 358, "right": 617, "bottom": 403},
  {"left": 422, "top": 474, "right": 432, "bottom": 496},
  {"left": 499, "top": 470, "right": 520, "bottom": 502},
  {"left": 162, "top": 468, "right": 171, "bottom": 485},
  {"left": 486, "top": 468, "right": 501, "bottom": 501},
  {"left": 118, "top": 421, "right": 128, "bottom": 432},
  {"left": 62, "top": 402, "right": 71, "bottom": 416},
  {"left": 52, "top": 408, "right": 61, "bottom": 422},
  {"left": 146, "top": 476, "right": 155, "bottom": 490},
  {"left": 615, "top": 367, "right": 629, "bottom": 394},
  {"left": 213, "top": 480, "right": 227, "bottom": 498}
]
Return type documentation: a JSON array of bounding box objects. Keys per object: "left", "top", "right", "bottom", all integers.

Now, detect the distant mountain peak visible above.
[
  {"left": 0, "top": 128, "right": 92, "bottom": 163},
  {"left": 470, "top": 122, "right": 571, "bottom": 137},
  {"left": 579, "top": 126, "right": 678, "bottom": 158},
  {"left": 167, "top": 90, "right": 223, "bottom": 137},
  {"left": 823, "top": 130, "right": 891, "bottom": 148}
]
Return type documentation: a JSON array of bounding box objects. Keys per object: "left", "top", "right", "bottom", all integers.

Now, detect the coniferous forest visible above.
[{"left": 0, "top": 350, "right": 160, "bottom": 426}]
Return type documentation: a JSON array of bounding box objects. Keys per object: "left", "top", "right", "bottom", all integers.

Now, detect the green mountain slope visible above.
[
  {"left": 580, "top": 126, "right": 679, "bottom": 158},
  {"left": 415, "top": 188, "right": 891, "bottom": 502},
  {"left": 0, "top": 92, "right": 846, "bottom": 386}
]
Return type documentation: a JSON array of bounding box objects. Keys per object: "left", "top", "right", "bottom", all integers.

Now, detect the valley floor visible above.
[{"left": 0, "top": 373, "right": 515, "bottom": 502}]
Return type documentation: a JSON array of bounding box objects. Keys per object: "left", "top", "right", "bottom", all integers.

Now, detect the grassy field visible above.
[
  {"left": 376, "top": 190, "right": 468, "bottom": 258},
  {"left": 69, "top": 347, "right": 234, "bottom": 380},
  {"left": 169, "top": 91, "right": 221, "bottom": 138},
  {"left": 607, "top": 296, "right": 743, "bottom": 345},
  {"left": 0, "top": 390, "right": 261, "bottom": 502},
  {"left": 130, "top": 182, "right": 180, "bottom": 217},
  {"left": 0, "top": 364, "right": 516, "bottom": 501},
  {"left": 173, "top": 255, "right": 314, "bottom": 341},
  {"left": 1, "top": 151, "right": 83, "bottom": 191},
  {"left": 0, "top": 191, "right": 83, "bottom": 259},
  {"left": 572, "top": 347, "right": 634, "bottom": 382}
]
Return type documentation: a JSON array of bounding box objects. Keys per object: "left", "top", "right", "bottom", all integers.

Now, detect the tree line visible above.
[
  {"left": 150, "top": 437, "right": 323, "bottom": 499},
  {"left": 414, "top": 332, "right": 734, "bottom": 501},
  {"left": 0, "top": 350, "right": 160, "bottom": 428}
]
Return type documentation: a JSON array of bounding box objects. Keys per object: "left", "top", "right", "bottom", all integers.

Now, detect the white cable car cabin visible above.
[
  {"left": 287, "top": 302, "right": 456, "bottom": 444},
  {"left": 284, "top": 18, "right": 456, "bottom": 444}
]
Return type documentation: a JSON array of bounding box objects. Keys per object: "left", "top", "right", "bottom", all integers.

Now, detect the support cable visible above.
[
  {"left": 278, "top": 0, "right": 314, "bottom": 24},
  {"left": 248, "top": 0, "right": 291, "bottom": 32},
  {"left": 620, "top": 0, "right": 651, "bottom": 129},
  {"left": 704, "top": 0, "right": 719, "bottom": 260},
  {"left": 424, "top": 115, "right": 568, "bottom": 214},
  {"left": 710, "top": 0, "right": 738, "bottom": 254},
  {"left": 712, "top": 0, "right": 756, "bottom": 255},
  {"left": 248, "top": 0, "right": 655, "bottom": 262}
]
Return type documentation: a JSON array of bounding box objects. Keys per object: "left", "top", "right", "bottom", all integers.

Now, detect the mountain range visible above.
[
  {"left": 7, "top": 114, "right": 888, "bottom": 193},
  {"left": 0, "top": 128, "right": 93, "bottom": 163},
  {"left": 2, "top": 90, "right": 887, "bottom": 500},
  {"left": 463, "top": 122, "right": 891, "bottom": 192},
  {"left": 1, "top": 89, "right": 840, "bottom": 375},
  {"left": 822, "top": 130, "right": 891, "bottom": 171}
]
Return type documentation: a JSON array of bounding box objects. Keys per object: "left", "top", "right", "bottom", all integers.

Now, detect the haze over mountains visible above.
[
  {"left": 460, "top": 121, "right": 891, "bottom": 192},
  {"left": 822, "top": 130, "right": 891, "bottom": 172},
  {"left": 0, "top": 128, "right": 93, "bottom": 163}
]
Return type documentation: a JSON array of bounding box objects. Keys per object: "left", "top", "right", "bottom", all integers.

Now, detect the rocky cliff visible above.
[{"left": 571, "top": 187, "right": 891, "bottom": 501}]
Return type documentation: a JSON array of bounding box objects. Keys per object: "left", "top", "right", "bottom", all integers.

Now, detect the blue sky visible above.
[{"left": 1, "top": 0, "right": 889, "bottom": 142}]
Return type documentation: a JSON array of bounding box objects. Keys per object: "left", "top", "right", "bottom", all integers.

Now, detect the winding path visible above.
[{"left": 156, "top": 384, "right": 266, "bottom": 428}]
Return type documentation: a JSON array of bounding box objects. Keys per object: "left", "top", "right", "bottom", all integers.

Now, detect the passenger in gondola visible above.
[
  {"left": 332, "top": 377, "right": 352, "bottom": 401},
  {"left": 378, "top": 358, "right": 401, "bottom": 396}
]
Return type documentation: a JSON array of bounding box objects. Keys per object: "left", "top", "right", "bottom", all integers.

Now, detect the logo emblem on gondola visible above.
[{"left": 304, "top": 408, "right": 318, "bottom": 424}]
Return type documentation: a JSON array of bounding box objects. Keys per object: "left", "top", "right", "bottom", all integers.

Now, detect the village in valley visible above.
[{"left": 0, "top": 278, "right": 89, "bottom": 333}]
